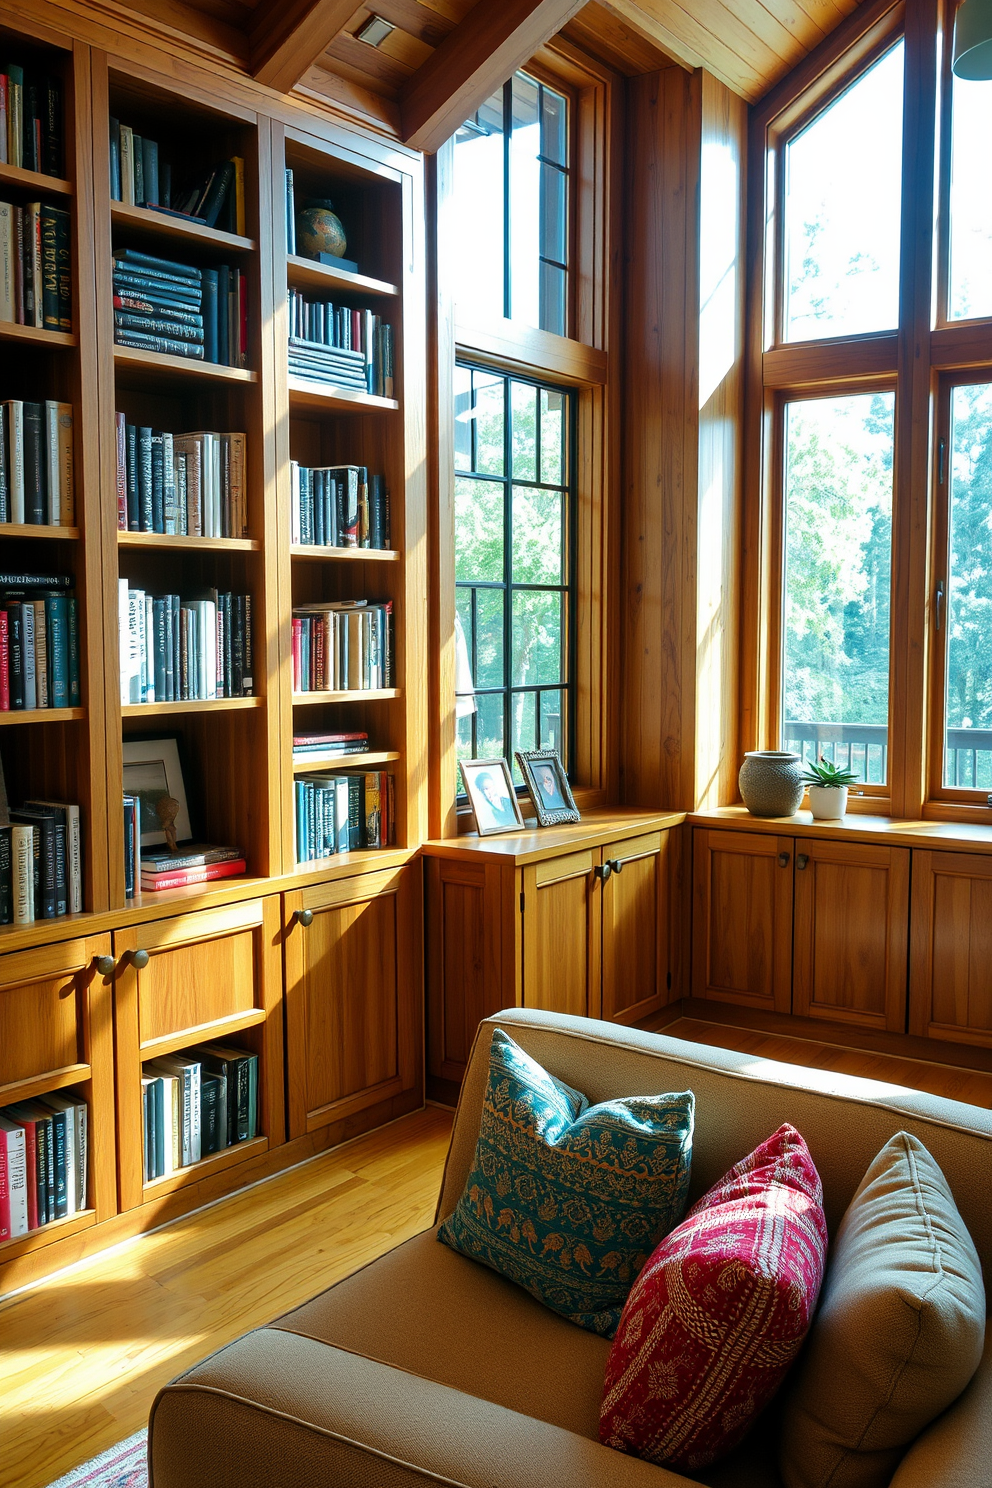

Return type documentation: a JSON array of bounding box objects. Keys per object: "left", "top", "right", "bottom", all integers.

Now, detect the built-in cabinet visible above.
[{"left": 909, "top": 851, "right": 992, "bottom": 1049}]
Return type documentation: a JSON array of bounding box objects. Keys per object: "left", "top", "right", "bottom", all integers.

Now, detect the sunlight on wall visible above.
[{"left": 698, "top": 140, "right": 739, "bottom": 410}]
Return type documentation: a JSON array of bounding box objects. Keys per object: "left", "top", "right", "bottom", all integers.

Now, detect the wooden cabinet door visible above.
[
  {"left": 284, "top": 864, "right": 422, "bottom": 1139},
  {"left": 521, "top": 848, "right": 600, "bottom": 1018},
  {"left": 909, "top": 851, "right": 992, "bottom": 1048},
  {"left": 793, "top": 839, "right": 909, "bottom": 1032},
  {"left": 601, "top": 830, "right": 671, "bottom": 1024},
  {"left": 692, "top": 829, "right": 794, "bottom": 1012},
  {"left": 113, "top": 899, "right": 284, "bottom": 1210}
]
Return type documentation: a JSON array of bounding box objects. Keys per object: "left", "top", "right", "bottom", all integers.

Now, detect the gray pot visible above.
[{"left": 739, "top": 751, "right": 804, "bottom": 818}]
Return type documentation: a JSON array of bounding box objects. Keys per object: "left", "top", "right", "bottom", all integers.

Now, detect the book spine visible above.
[
  {"left": 0, "top": 610, "right": 7, "bottom": 711},
  {"left": 19, "top": 1118, "right": 38, "bottom": 1231},
  {"left": 116, "top": 412, "right": 127, "bottom": 529},
  {"left": 41, "top": 204, "right": 59, "bottom": 330},
  {"left": 0, "top": 1131, "right": 9, "bottom": 1240},
  {"left": 150, "top": 432, "right": 164, "bottom": 533},
  {"left": 114, "top": 331, "right": 205, "bottom": 359},
  {"left": 46, "top": 594, "right": 67, "bottom": 708},
  {"left": 202, "top": 268, "right": 218, "bottom": 363},
  {"left": 50, "top": 1109, "right": 67, "bottom": 1218},
  {"left": 67, "top": 595, "right": 79, "bottom": 707},
  {"left": 54, "top": 209, "right": 71, "bottom": 329},
  {"left": 21, "top": 602, "right": 35, "bottom": 709},
  {"left": 138, "top": 427, "right": 153, "bottom": 531},
  {"left": 23, "top": 402, "right": 43, "bottom": 524}
]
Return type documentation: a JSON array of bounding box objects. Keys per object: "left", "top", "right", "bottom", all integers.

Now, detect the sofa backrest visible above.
[{"left": 436, "top": 1009, "right": 992, "bottom": 1268}]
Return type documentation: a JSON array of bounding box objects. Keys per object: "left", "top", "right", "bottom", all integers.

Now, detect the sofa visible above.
[{"left": 149, "top": 1008, "right": 992, "bottom": 1487}]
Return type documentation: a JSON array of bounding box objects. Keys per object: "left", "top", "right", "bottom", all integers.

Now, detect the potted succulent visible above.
[{"left": 801, "top": 756, "right": 858, "bottom": 821}]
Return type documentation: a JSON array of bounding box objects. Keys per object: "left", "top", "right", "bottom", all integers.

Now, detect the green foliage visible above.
[
  {"left": 800, "top": 756, "right": 859, "bottom": 787},
  {"left": 946, "top": 383, "right": 992, "bottom": 737}
]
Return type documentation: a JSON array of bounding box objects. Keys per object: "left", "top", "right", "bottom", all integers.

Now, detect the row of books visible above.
[
  {"left": 118, "top": 583, "right": 254, "bottom": 704},
  {"left": 0, "top": 1092, "right": 87, "bottom": 1241},
  {"left": 295, "top": 771, "right": 395, "bottom": 861},
  {"left": 287, "top": 290, "right": 393, "bottom": 398},
  {"left": 0, "top": 200, "right": 71, "bottom": 329},
  {"left": 113, "top": 249, "right": 247, "bottom": 367},
  {"left": 291, "top": 601, "right": 393, "bottom": 693},
  {"left": 1, "top": 574, "right": 80, "bottom": 711},
  {"left": 293, "top": 729, "right": 370, "bottom": 760},
  {"left": 114, "top": 418, "right": 247, "bottom": 537},
  {"left": 1, "top": 795, "right": 82, "bottom": 923},
  {"left": 0, "top": 67, "right": 62, "bottom": 177},
  {"left": 109, "top": 122, "right": 246, "bottom": 237},
  {"left": 0, "top": 400, "right": 73, "bottom": 526},
  {"left": 141, "top": 1044, "right": 258, "bottom": 1183},
  {"left": 290, "top": 462, "right": 389, "bottom": 550}
]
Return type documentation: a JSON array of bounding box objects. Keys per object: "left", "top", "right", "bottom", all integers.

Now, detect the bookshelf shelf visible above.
[
  {"left": 0, "top": 1061, "right": 91, "bottom": 1109},
  {"left": 0, "top": 523, "right": 80, "bottom": 540},
  {"left": 286, "top": 254, "right": 399, "bottom": 300},
  {"left": 121, "top": 697, "right": 263, "bottom": 717},
  {"left": 290, "top": 545, "right": 400, "bottom": 563},
  {"left": 0, "top": 322, "right": 76, "bottom": 348},
  {"left": 141, "top": 1134, "right": 268, "bottom": 1197},
  {"left": 0, "top": 1208, "right": 96, "bottom": 1259},
  {"left": 139, "top": 1005, "right": 266, "bottom": 1063},
  {"left": 292, "top": 749, "right": 401, "bottom": 773},
  {"left": 0, "top": 161, "right": 72, "bottom": 197},
  {"left": 114, "top": 344, "right": 258, "bottom": 385},
  {"left": 292, "top": 689, "right": 401, "bottom": 704},
  {"left": 0, "top": 707, "right": 85, "bottom": 726},
  {"left": 110, "top": 200, "right": 256, "bottom": 254},
  {"left": 287, "top": 377, "right": 398, "bottom": 414},
  {"left": 118, "top": 531, "right": 261, "bottom": 553}
]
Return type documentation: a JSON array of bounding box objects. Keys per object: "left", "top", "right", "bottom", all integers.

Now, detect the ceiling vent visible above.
[{"left": 356, "top": 15, "right": 396, "bottom": 47}]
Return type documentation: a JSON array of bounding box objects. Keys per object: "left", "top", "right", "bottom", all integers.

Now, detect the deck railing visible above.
[{"left": 784, "top": 721, "right": 992, "bottom": 791}]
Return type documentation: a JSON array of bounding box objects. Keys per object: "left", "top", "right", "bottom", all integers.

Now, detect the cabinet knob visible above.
[
  {"left": 777, "top": 852, "right": 791, "bottom": 868},
  {"left": 296, "top": 908, "right": 314, "bottom": 928},
  {"left": 609, "top": 858, "right": 625, "bottom": 875},
  {"left": 94, "top": 955, "right": 116, "bottom": 977},
  {"left": 131, "top": 948, "right": 150, "bottom": 969},
  {"left": 594, "top": 862, "right": 612, "bottom": 883},
  {"left": 796, "top": 854, "right": 809, "bottom": 871}
]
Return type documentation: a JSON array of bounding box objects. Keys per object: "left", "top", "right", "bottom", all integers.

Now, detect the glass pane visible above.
[
  {"left": 475, "top": 690, "right": 504, "bottom": 759},
  {"left": 784, "top": 43, "right": 903, "bottom": 342},
  {"left": 512, "top": 589, "right": 564, "bottom": 686},
  {"left": 541, "top": 86, "right": 567, "bottom": 166},
  {"left": 945, "top": 383, "right": 992, "bottom": 788},
  {"left": 453, "top": 364, "right": 473, "bottom": 469},
  {"left": 539, "top": 688, "right": 565, "bottom": 752},
  {"left": 472, "top": 371, "right": 505, "bottom": 476},
  {"left": 510, "top": 73, "right": 541, "bottom": 329},
  {"left": 513, "top": 486, "right": 563, "bottom": 584},
  {"left": 782, "top": 391, "right": 895, "bottom": 784},
  {"left": 511, "top": 380, "right": 538, "bottom": 480},
  {"left": 475, "top": 588, "right": 505, "bottom": 689},
  {"left": 511, "top": 691, "right": 537, "bottom": 779},
  {"left": 452, "top": 88, "right": 505, "bottom": 323},
  {"left": 540, "top": 389, "right": 564, "bottom": 484},
  {"left": 456, "top": 710, "right": 474, "bottom": 761},
  {"left": 949, "top": 76, "right": 992, "bottom": 320},
  {"left": 541, "top": 163, "right": 566, "bottom": 266},
  {"left": 455, "top": 477, "right": 504, "bottom": 581},
  {"left": 539, "top": 262, "right": 566, "bottom": 338},
  {"left": 456, "top": 584, "right": 473, "bottom": 668}
]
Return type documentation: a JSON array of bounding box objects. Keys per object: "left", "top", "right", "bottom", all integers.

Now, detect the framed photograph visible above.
[
  {"left": 516, "top": 749, "right": 580, "bottom": 827},
  {"left": 460, "top": 758, "right": 525, "bottom": 836},
  {"left": 121, "top": 735, "right": 193, "bottom": 847}
]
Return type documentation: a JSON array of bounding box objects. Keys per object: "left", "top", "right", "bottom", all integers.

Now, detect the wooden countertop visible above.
[
  {"left": 689, "top": 805, "right": 992, "bottom": 855},
  {"left": 423, "top": 809, "right": 685, "bottom": 865}
]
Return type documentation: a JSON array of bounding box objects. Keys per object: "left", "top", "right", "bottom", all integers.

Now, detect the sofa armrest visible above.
[
  {"left": 150, "top": 1328, "right": 695, "bottom": 1488},
  {"left": 888, "top": 1326, "right": 992, "bottom": 1488}
]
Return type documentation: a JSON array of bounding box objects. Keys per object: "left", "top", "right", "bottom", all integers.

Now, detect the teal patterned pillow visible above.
[{"left": 438, "top": 1028, "right": 694, "bottom": 1337}]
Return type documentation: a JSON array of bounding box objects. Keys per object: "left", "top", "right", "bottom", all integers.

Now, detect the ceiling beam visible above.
[
  {"left": 250, "top": 0, "right": 368, "bottom": 93},
  {"left": 399, "top": 0, "right": 588, "bottom": 154}
]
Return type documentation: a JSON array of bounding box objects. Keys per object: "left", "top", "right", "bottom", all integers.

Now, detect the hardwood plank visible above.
[
  {"left": 0, "top": 523, "right": 81, "bottom": 540},
  {"left": 290, "top": 543, "right": 400, "bottom": 560},
  {"left": 0, "top": 160, "right": 72, "bottom": 196},
  {"left": 287, "top": 376, "right": 399, "bottom": 411},
  {"left": 110, "top": 200, "right": 256, "bottom": 254},
  {"left": 250, "top": 0, "right": 369, "bottom": 91},
  {"left": 117, "top": 531, "right": 261, "bottom": 552},
  {"left": 287, "top": 252, "right": 400, "bottom": 298},
  {"left": 113, "top": 345, "right": 258, "bottom": 385}
]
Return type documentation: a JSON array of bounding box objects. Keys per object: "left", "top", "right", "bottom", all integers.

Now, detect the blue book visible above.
[
  {"left": 153, "top": 598, "right": 167, "bottom": 700},
  {"left": 115, "top": 248, "right": 201, "bottom": 281},
  {"left": 109, "top": 117, "right": 121, "bottom": 200},
  {"left": 216, "top": 264, "right": 229, "bottom": 368},
  {"left": 45, "top": 594, "right": 68, "bottom": 708},
  {"left": 112, "top": 271, "right": 201, "bottom": 304},
  {"left": 153, "top": 1077, "right": 165, "bottom": 1179},
  {"left": 143, "top": 138, "right": 159, "bottom": 207},
  {"left": 202, "top": 268, "right": 219, "bottom": 363},
  {"left": 67, "top": 597, "right": 80, "bottom": 706},
  {"left": 151, "top": 433, "right": 164, "bottom": 532}
]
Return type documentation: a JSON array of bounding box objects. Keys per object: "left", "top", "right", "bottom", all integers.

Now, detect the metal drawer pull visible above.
[
  {"left": 94, "top": 955, "right": 116, "bottom": 977},
  {"left": 778, "top": 852, "right": 790, "bottom": 868},
  {"left": 796, "top": 854, "right": 809, "bottom": 871},
  {"left": 609, "top": 858, "right": 625, "bottom": 874},
  {"left": 131, "top": 949, "right": 150, "bottom": 969},
  {"left": 594, "top": 862, "right": 612, "bottom": 883},
  {"left": 296, "top": 908, "right": 314, "bottom": 927}
]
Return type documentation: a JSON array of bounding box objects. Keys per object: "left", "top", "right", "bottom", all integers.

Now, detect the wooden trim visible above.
[
  {"left": 250, "top": 0, "right": 367, "bottom": 94},
  {"left": 762, "top": 335, "right": 899, "bottom": 388},
  {"left": 454, "top": 321, "right": 608, "bottom": 386}
]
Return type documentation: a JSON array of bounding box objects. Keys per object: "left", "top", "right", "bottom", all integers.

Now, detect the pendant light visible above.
[{"left": 953, "top": 0, "right": 992, "bottom": 79}]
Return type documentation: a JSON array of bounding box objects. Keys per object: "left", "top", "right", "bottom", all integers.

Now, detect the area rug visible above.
[{"left": 45, "top": 1431, "right": 147, "bottom": 1488}]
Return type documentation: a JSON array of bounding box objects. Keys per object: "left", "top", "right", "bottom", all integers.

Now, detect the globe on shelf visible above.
[{"left": 296, "top": 199, "right": 347, "bottom": 260}]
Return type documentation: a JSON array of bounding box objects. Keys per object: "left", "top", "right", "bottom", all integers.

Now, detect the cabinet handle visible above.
[
  {"left": 94, "top": 955, "right": 116, "bottom": 977},
  {"left": 296, "top": 907, "right": 314, "bottom": 927},
  {"left": 777, "top": 852, "right": 791, "bottom": 868},
  {"left": 609, "top": 858, "right": 625, "bottom": 875},
  {"left": 594, "top": 862, "right": 612, "bottom": 883},
  {"left": 131, "top": 949, "right": 150, "bottom": 969},
  {"left": 796, "top": 854, "right": 809, "bottom": 871}
]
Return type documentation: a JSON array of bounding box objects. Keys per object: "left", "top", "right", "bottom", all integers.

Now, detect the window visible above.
[
  {"left": 451, "top": 73, "right": 570, "bottom": 335},
  {"left": 453, "top": 363, "right": 574, "bottom": 781},
  {"left": 783, "top": 43, "right": 904, "bottom": 343},
  {"left": 948, "top": 74, "right": 992, "bottom": 321}
]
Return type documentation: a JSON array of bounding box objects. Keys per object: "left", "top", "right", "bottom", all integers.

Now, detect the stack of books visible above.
[
  {"left": 290, "top": 461, "right": 389, "bottom": 549},
  {"left": 287, "top": 289, "right": 393, "bottom": 397},
  {"left": 0, "top": 399, "right": 74, "bottom": 525},
  {"left": 113, "top": 248, "right": 247, "bottom": 366},
  {"left": 109, "top": 122, "right": 245, "bottom": 236},
  {"left": 140, "top": 1044, "right": 257, "bottom": 1182},
  {"left": 0, "top": 200, "right": 71, "bottom": 329},
  {"left": 0, "top": 571, "right": 80, "bottom": 711},
  {"left": 118, "top": 581, "right": 253, "bottom": 704},
  {"left": 114, "top": 417, "right": 246, "bottom": 536},
  {"left": 291, "top": 600, "right": 393, "bottom": 693},
  {"left": 140, "top": 843, "right": 246, "bottom": 893},
  {"left": 0, "top": 67, "right": 62, "bottom": 176},
  {"left": 0, "top": 1091, "right": 87, "bottom": 1241},
  {"left": 295, "top": 770, "right": 394, "bottom": 861},
  {"left": 1, "top": 796, "right": 83, "bottom": 923},
  {"left": 292, "top": 729, "right": 369, "bottom": 760}
]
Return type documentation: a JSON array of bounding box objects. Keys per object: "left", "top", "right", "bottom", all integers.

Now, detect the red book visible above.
[
  {"left": 115, "top": 412, "right": 127, "bottom": 531},
  {"left": 113, "top": 293, "right": 155, "bottom": 313},
  {"left": 293, "top": 731, "right": 367, "bottom": 747},
  {"left": 140, "top": 858, "right": 246, "bottom": 892},
  {"left": 8, "top": 1113, "right": 38, "bottom": 1232},
  {"left": 314, "top": 617, "right": 325, "bottom": 691},
  {"left": 0, "top": 608, "right": 8, "bottom": 710},
  {"left": 291, "top": 616, "right": 302, "bottom": 691}
]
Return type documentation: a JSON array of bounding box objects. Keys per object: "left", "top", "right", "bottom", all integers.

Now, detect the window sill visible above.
[
  {"left": 455, "top": 317, "right": 607, "bottom": 386},
  {"left": 690, "top": 804, "right": 992, "bottom": 856}
]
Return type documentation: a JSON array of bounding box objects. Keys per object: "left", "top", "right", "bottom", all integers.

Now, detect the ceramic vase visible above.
[
  {"left": 738, "top": 751, "right": 804, "bottom": 818},
  {"left": 807, "top": 784, "right": 849, "bottom": 821}
]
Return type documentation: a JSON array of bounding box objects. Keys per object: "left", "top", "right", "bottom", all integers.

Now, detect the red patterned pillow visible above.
[{"left": 600, "top": 1124, "right": 827, "bottom": 1472}]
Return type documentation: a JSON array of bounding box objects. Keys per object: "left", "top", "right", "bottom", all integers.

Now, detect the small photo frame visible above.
[
  {"left": 122, "top": 735, "right": 193, "bottom": 847},
  {"left": 516, "top": 749, "right": 580, "bottom": 827},
  {"left": 460, "top": 757, "right": 525, "bottom": 836}
]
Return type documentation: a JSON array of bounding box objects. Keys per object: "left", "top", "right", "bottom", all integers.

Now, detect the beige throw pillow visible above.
[{"left": 780, "top": 1131, "right": 985, "bottom": 1488}]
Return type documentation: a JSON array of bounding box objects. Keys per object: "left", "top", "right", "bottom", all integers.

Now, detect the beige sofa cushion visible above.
[{"left": 779, "top": 1132, "right": 986, "bottom": 1488}]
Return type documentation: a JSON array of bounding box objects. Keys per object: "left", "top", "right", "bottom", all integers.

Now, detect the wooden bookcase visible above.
[{"left": 0, "top": 17, "right": 426, "bottom": 1295}]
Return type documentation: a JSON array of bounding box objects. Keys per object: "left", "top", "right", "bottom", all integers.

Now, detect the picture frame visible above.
[
  {"left": 121, "top": 735, "right": 193, "bottom": 847},
  {"left": 515, "top": 749, "right": 580, "bottom": 827},
  {"left": 460, "top": 757, "right": 525, "bottom": 836}
]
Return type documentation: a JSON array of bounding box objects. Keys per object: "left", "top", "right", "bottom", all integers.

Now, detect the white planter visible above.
[{"left": 807, "top": 784, "right": 849, "bottom": 821}]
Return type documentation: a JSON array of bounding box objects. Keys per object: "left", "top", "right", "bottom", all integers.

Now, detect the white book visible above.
[
  {"left": 0, "top": 201, "right": 12, "bottom": 322},
  {"left": 152, "top": 1056, "right": 202, "bottom": 1165},
  {"left": 12, "top": 823, "right": 33, "bottom": 924},
  {"left": 4, "top": 401, "right": 24, "bottom": 522},
  {"left": 142, "top": 593, "right": 153, "bottom": 701},
  {"left": 162, "top": 431, "right": 175, "bottom": 534},
  {"left": 118, "top": 577, "right": 130, "bottom": 704},
  {"left": 33, "top": 600, "right": 48, "bottom": 708},
  {"left": 120, "top": 126, "right": 135, "bottom": 206},
  {"left": 76, "top": 1098, "right": 88, "bottom": 1209},
  {"left": 20, "top": 601, "right": 36, "bottom": 709},
  {"left": 211, "top": 435, "right": 221, "bottom": 536},
  {"left": 0, "top": 1118, "right": 28, "bottom": 1237}
]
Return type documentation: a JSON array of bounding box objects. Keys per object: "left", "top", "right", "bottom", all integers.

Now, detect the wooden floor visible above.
[{"left": 2, "top": 1020, "right": 990, "bottom": 1488}]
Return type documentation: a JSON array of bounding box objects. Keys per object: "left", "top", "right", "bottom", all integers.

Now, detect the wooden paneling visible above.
[
  {"left": 426, "top": 856, "right": 512, "bottom": 1091},
  {"left": 910, "top": 851, "right": 992, "bottom": 1048},
  {"left": 601, "top": 829, "right": 670, "bottom": 1023},
  {"left": 792, "top": 838, "right": 909, "bottom": 1032},
  {"left": 521, "top": 849, "right": 600, "bottom": 1017},
  {"left": 692, "top": 827, "right": 793, "bottom": 1011}
]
